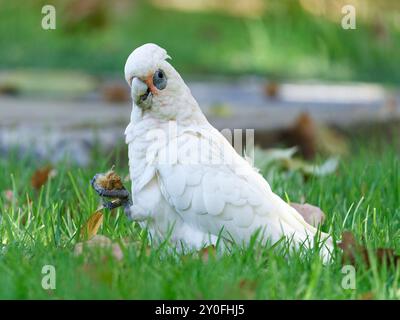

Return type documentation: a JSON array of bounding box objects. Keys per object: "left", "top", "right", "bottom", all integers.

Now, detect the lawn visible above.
[{"left": 0, "top": 136, "right": 399, "bottom": 299}]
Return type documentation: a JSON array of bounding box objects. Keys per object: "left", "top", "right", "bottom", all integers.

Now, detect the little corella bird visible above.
[{"left": 93, "top": 43, "right": 333, "bottom": 260}]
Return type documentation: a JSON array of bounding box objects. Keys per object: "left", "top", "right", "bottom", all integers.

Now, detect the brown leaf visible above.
[
  {"left": 74, "top": 235, "right": 123, "bottom": 261},
  {"left": 0, "top": 83, "right": 19, "bottom": 96},
  {"left": 102, "top": 83, "right": 130, "bottom": 103},
  {"left": 339, "top": 231, "right": 361, "bottom": 266},
  {"left": 264, "top": 81, "right": 279, "bottom": 98},
  {"left": 339, "top": 231, "right": 400, "bottom": 268},
  {"left": 238, "top": 279, "right": 257, "bottom": 299},
  {"left": 80, "top": 210, "right": 104, "bottom": 240},
  {"left": 31, "top": 165, "right": 55, "bottom": 190},
  {"left": 283, "top": 112, "right": 348, "bottom": 160},
  {"left": 314, "top": 123, "right": 349, "bottom": 157},
  {"left": 200, "top": 245, "right": 216, "bottom": 262},
  {"left": 255, "top": 147, "right": 338, "bottom": 178},
  {"left": 287, "top": 112, "right": 317, "bottom": 159},
  {"left": 360, "top": 291, "right": 374, "bottom": 300},
  {"left": 290, "top": 202, "right": 326, "bottom": 227},
  {"left": 375, "top": 248, "right": 400, "bottom": 266}
]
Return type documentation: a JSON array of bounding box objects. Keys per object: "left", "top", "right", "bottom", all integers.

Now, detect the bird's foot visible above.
[{"left": 90, "top": 172, "right": 132, "bottom": 211}]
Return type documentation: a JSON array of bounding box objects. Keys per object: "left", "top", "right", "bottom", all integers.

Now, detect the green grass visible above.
[
  {"left": 0, "top": 139, "right": 399, "bottom": 299},
  {"left": 1, "top": 0, "right": 400, "bottom": 83}
]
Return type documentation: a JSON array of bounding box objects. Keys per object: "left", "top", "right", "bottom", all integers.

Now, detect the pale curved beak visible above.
[{"left": 131, "top": 77, "right": 151, "bottom": 106}]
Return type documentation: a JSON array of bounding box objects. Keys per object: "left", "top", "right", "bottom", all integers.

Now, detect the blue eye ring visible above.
[{"left": 153, "top": 69, "right": 167, "bottom": 90}]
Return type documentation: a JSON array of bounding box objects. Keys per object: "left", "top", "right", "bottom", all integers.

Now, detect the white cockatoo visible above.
[{"left": 116, "top": 43, "right": 333, "bottom": 260}]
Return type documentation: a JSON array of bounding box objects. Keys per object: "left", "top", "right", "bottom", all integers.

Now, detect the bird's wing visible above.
[{"left": 155, "top": 126, "right": 331, "bottom": 249}]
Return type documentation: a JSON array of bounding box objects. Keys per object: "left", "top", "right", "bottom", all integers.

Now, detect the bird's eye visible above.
[{"left": 153, "top": 69, "right": 167, "bottom": 90}]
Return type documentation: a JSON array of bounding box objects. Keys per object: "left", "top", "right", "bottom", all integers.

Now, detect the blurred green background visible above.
[{"left": 1, "top": 0, "right": 399, "bottom": 83}]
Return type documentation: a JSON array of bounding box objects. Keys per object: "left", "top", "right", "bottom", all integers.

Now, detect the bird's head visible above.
[{"left": 124, "top": 43, "right": 197, "bottom": 121}]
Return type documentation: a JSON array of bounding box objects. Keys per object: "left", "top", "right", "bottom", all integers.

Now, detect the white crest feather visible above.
[{"left": 124, "top": 43, "right": 171, "bottom": 85}]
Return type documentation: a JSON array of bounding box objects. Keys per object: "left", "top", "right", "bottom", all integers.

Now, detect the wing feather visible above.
[{"left": 156, "top": 127, "right": 332, "bottom": 255}]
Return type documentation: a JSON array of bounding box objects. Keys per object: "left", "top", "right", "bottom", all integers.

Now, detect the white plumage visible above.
[{"left": 124, "top": 43, "right": 333, "bottom": 260}]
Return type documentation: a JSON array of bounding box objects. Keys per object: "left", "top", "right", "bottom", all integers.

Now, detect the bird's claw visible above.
[
  {"left": 91, "top": 173, "right": 132, "bottom": 210},
  {"left": 102, "top": 198, "right": 122, "bottom": 210}
]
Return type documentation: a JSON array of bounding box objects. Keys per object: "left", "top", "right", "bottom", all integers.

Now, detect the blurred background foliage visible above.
[{"left": 0, "top": 0, "right": 399, "bottom": 83}]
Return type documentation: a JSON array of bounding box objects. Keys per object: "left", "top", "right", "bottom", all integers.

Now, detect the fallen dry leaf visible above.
[
  {"left": 200, "top": 245, "right": 216, "bottom": 262},
  {"left": 339, "top": 231, "right": 400, "bottom": 268},
  {"left": 283, "top": 112, "right": 349, "bottom": 159},
  {"left": 102, "top": 83, "right": 130, "bottom": 103},
  {"left": 290, "top": 202, "right": 326, "bottom": 227},
  {"left": 287, "top": 112, "right": 316, "bottom": 159},
  {"left": 315, "top": 123, "right": 349, "bottom": 157},
  {"left": 264, "top": 81, "right": 279, "bottom": 98},
  {"left": 0, "top": 83, "right": 19, "bottom": 96},
  {"left": 360, "top": 291, "right": 375, "bottom": 300},
  {"left": 80, "top": 210, "right": 104, "bottom": 240},
  {"left": 31, "top": 165, "right": 56, "bottom": 190},
  {"left": 256, "top": 147, "right": 298, "bottom": 165},
  {"left": 74, "top": 234, "right": 123, "bottom": 261},
  {"left": 282, "top": 156, "right": 339, "bottom": 178},
  {"left": 238, "top": 279, "right": 257, "bottom": 299},
  {"left": 254, "top": 146, "right": 339, "bottom": 178}
]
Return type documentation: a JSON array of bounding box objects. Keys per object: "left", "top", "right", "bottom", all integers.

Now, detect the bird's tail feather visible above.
[{"left": 269, "top": 193, "right": 334, "bottom": 262}]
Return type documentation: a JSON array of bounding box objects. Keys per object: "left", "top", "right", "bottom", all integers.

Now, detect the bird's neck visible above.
[{"left": 130, "top": 101, "right": 208, "bottom": 129}]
